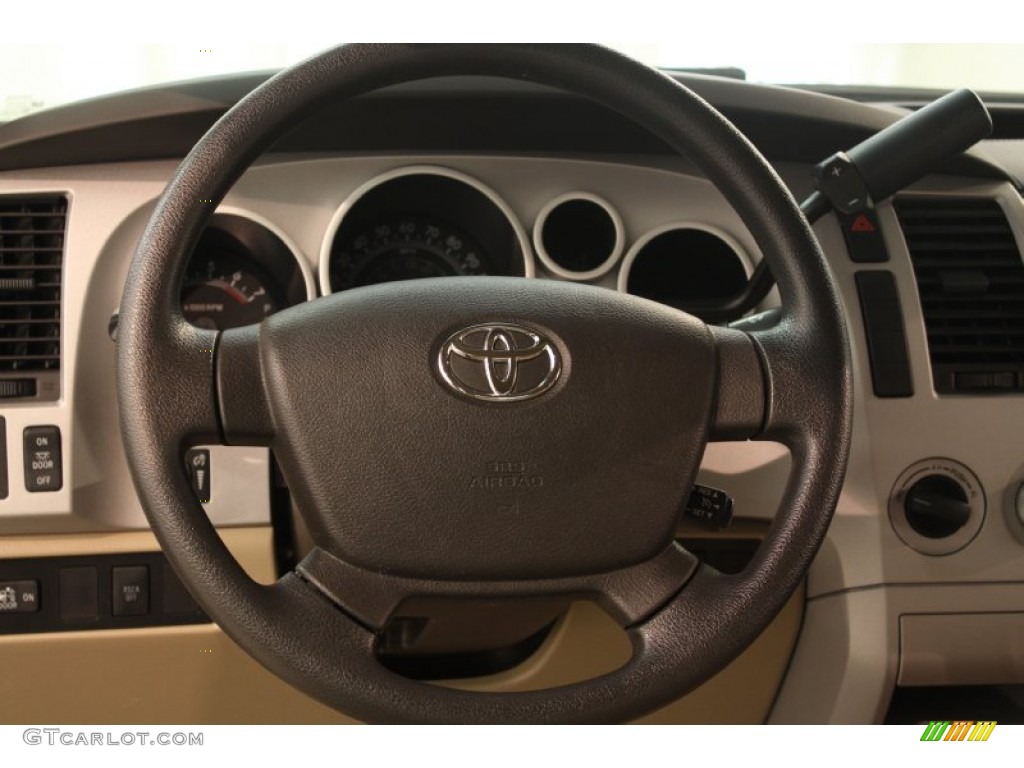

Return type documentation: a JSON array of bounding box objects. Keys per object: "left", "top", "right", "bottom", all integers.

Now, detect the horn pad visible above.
[{"left": 260, "top": 277, "right": 716, "bottom": 580}]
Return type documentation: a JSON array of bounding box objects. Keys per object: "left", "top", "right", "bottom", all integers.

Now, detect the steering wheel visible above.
[{"left": 117, "top": 44, "right": 852, "bottom": 724}]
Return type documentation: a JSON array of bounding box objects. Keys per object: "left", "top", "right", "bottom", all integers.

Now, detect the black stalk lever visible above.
[
  {"left": 813, "top": 88, "right": 993, "bottom": 216},
  {"left": 709, "top": 89, "right": 993, "bottom": 324}
]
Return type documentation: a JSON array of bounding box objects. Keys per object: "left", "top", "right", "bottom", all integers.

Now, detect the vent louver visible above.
[
  {"left": 897, "top": 197, "right": 1024, "bottom": 394},
  {"left": 0, "top": 195, "right": 66, "bottom": 400}
]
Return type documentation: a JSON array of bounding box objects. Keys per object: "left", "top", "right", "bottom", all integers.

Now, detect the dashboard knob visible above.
[{"left": 904, "top": 475, "right": 972, "bottom": 539}]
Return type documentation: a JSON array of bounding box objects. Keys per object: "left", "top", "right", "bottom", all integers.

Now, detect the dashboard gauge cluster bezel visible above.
[
  {"left": 617, "top": 222, "right": 753, "bottom": 319},
  {"left": 315, "top": 164, "right": 756, "bottom": 326},
  {"left": 532, "top": 191, "right": 625, "bottom": 281},
  {"left": 180, "top": 208, "right": 316, "bottom": 331},
  {"left": 319, "top": 166, "right": 534, "bottom": 295}
]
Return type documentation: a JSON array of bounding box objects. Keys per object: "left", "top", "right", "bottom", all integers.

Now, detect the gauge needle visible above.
[{"left": 208, "top": 280, "right": 250, "bottom": 304}]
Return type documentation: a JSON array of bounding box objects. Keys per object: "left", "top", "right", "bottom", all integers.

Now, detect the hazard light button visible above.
[{"left": 840, "top": 208, "right": 889, "bottom": 263}]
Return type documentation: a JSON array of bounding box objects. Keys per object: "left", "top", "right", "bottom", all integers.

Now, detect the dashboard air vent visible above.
[
  {"left": 0, "top": 195, "right": 67, "bottom": 400},
  {"left": 896, "top": 197, "right": 1024, "bottom": 394}
]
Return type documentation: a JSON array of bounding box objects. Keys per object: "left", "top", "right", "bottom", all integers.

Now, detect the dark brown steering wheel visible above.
[{"left": 117, "top": 43, "right": 852, "bottom": 724}]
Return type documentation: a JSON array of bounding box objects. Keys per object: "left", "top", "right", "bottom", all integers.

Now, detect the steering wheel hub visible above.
[{"left": 257, "top": 277, "right": 714, "bottom": 580}]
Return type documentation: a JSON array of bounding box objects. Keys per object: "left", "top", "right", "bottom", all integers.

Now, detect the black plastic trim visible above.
[
  {"left": 0, "top": 416, "right": 6, "bottom": 500},
  {"left": 855, "top": 271, "right": 915, "bottom": 398},
  {"left": 378, "top": 620, "right": 555, "bottom": 681},
  {"left": 0, "top": 73, "right": 1009, "bottom": 181},
  {"left": 0, "top": 552, "right": 208, "bottom": 636}
]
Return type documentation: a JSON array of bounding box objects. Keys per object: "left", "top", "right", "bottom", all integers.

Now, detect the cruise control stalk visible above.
[{"left": 699, "top": 88, "right": 993, "bottom": 324}]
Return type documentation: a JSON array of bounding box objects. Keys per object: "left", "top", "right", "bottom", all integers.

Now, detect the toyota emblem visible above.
[{"left": 437, "top": 324, "right": 562, "bottom": 402}]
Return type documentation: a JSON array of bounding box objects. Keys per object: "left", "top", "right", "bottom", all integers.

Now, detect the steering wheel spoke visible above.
[
  {"left": 709, "top": 325, "right": 766, "bottom": 441},
  {"left": 216, "top": 325, "right": 275, "bottom": 445},
  {"left": 296, "top": 543, "right": 700, "bottom": 632},
  {"left": 754, "top": 317, "right": 851, "bottom": 446},
  {"left": 711, "top": 315, "right": 850, "bottom": 448},
  {"left": 118, "top": 315, "right": 222, "bottom": 449}
]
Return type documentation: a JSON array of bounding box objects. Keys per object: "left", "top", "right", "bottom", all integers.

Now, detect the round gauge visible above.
[
  {"left": 177, "top": 212, "right": 311, "bottom": 332},
  {"left": 331, "top": 217, "right": 490, "bottom": 290},
  {"left": 322, "top": 169, "right": 533, "bottom": 294},
  {"left": 181, "top": 251, "right": 279, "bottom": 331}
]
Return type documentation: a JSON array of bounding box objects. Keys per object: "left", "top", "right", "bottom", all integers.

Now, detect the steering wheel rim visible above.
[{"left": 117, "top": 43, "right": 852, "bottom": 724}]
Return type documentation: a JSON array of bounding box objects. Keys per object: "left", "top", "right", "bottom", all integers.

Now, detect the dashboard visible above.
[{"left": 1, "top": 67, "right": 1024, "bottom": 724}]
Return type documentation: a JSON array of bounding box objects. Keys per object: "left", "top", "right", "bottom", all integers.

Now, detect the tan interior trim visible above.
[
  {"left": 0, "top": 527, "right": 802, "bottom": 723},
  {"left": 0, "top": 527, "right": 276, "bottom": 584},
  {"left": 449, "top": 584, "right": 805, "bottom": 724}
]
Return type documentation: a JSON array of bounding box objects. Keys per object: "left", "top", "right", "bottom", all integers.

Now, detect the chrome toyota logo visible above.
[{"left": 437, "top": 324, "right": 561, "bottom": 402}]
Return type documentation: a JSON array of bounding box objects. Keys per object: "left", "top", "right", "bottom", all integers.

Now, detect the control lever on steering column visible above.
[
  {"left": 811, "top": 88, "right": 993, "bottom": 217},
  {"left": 707, "top": 88, "right": 994, "bottom": 324}
]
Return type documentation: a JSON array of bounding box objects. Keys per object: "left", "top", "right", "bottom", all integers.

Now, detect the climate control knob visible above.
[
  {"left": 890, "top": 458, "right": 985, "bottom": 555},
  {"left": 904, "top": 475, "right": 971, "bottom": 539}
]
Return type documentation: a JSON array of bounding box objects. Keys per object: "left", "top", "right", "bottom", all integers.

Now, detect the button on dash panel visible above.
[{"left": 23, "top": 425, "right": 63, "bottom": 492}]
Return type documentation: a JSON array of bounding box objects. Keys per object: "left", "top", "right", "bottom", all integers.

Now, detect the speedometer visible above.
[
  {"left": 331, "top": 217, "right": 490, "bottom": 289},
  {"left": 321, "top": 169, "right": 533, "bottom": 294}
]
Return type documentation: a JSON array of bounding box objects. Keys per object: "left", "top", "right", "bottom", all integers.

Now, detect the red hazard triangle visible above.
[{"left": 850, "top": 214, "right": 875, "bottom": 233}]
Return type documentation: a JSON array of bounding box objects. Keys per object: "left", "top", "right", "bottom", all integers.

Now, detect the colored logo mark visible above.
[{"left": 920, "top": 721, "right": 996, "bottom": 741}]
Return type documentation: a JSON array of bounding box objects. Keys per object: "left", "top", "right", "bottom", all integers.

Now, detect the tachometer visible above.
[
  {"left": 178, "top": 212, "right": 311, "bottom": 331},
  {"left": 181, "top": 251, "right": 278, "bottom": 331},
  {"left": 331, "top": 217, "right": 490, "bottom": 289}
]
